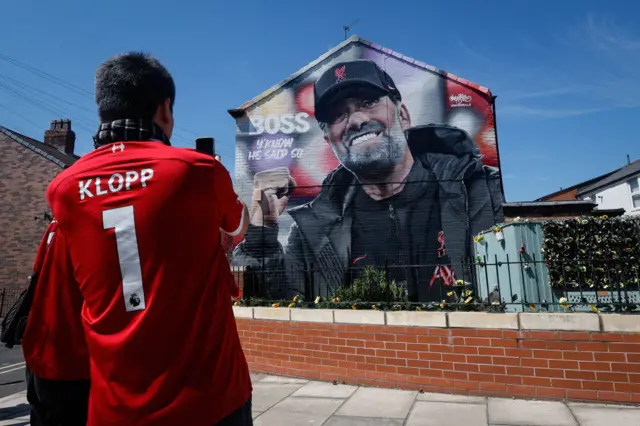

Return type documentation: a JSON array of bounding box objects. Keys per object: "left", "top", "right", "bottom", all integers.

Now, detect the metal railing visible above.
[{"left": 231, "top": 256, "right": 640, "bottom": 313}]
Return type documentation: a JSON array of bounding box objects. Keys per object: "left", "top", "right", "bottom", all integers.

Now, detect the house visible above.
[
  {"left": 537, "top": 157, "right": 640, "bottom": 216},
  {"left": 227, "top": 34, "right": 504, "bottom": 300},
  {"left": 0, "top": 120, "right": 78, "bottom": 291}
]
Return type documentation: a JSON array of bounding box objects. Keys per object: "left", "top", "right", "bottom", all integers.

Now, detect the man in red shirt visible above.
[
  {"left": 45, "top": 52, "right": 252, "bottom": 425},
  {"left": 22, "top": 219, "right": 90, "bottom": 426}
]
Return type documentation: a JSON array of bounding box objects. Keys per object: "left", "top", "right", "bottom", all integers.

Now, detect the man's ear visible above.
[
  {"left": 398, "top": 103, "right": 411, "bottom": 131},
  {"left": 154, "top": 98, "right": 174, "bottom": 138}
]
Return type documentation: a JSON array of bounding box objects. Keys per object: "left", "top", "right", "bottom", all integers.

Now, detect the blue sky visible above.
[{"left": 1, "top": 0, "right": 638, "bottom": 201}]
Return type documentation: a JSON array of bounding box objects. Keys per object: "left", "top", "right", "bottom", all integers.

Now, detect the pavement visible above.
[{"left": 0, "top": 373, "right": 639, "bottom": 425}]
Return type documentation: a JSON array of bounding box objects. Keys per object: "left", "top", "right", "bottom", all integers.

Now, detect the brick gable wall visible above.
[{"left": 0, "top": 135, "right": 63, "bottom": 288}]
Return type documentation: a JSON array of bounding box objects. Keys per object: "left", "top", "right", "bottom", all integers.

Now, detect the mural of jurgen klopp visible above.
[{"left": 233, "top": 59, "right": 504, "bottom": 302}]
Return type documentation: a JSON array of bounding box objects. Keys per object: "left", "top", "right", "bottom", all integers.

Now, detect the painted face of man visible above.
[{"left": 323, "top": 89, "right": 411, "bottom": 178}]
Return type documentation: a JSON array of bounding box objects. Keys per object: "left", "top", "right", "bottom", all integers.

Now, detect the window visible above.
[{"left": 629, "top": 178, "right": 640, "bottom": 209}]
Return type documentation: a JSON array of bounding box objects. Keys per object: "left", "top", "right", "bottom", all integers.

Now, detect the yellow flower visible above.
[
  {"left": 558, "top": 297, "right": 569, "bottom": 309},
  {"left": 233, "top": 301, "right": 242, "bottom": 306},
  {"left": 315, "top": 296, "right": 321, "bottom": 304},
  {"left": 351, "top": 305, "right": 358, "bottom": 310},
  {"left": 288, "top": 302, "right": 296, "bottom": 308},
  {"left": 599, "top": 215, "right": 609, "bottom": 219},
  {"left": 439, "top": 300, "right": 446, "bottom": 309},
  {"left": 464, "top": 297, "right": 473, "bottom": 304},
  {"left": 372, "top": 305, "right": 379, "bottom": 310},
  {"left": 589, "top": 305, "right": 599, "bottom": 313},
  {"left": 455, "top": 279, "right": 465, "bottom": 286},
  {"left": 416, "top": 306, "right": 423, "bottom": 311},
  {"left": 332, "top": 297, "right": 341, "bottom": 303},
  {"left": 493, "top": 225, "right": 502, "bottom": 233},
  {"left": 447, "top": 291, "right": 454, "bottom": 297},
  {"left": 529, "top": 304, "right": 537, "bottom": 311},
  {"left": 465, "top": 290, "right": 472, "bottom": 296},
  {"left": 293, "top": 295, "right": 300, "bottom": 302},
  {"left": 272, "top": 303, "right": 280, "bottom": 308}
]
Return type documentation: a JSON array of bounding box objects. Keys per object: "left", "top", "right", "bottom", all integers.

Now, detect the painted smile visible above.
[{"left": 349, "top": 131, "right": 382, "bottom": 147}]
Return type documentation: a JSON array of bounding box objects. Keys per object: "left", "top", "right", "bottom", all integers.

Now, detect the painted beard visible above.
[{"left": 331, "top": 114, "right": 408, "bottom": 180}]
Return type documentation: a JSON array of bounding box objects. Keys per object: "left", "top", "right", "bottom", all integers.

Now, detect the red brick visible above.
[
  {"left": 615, "top": 382, "right": 640, "bottom": 393},
  {"left": 598, "top": 392, "right": 632, "bottom": 403},
  {"left": 479, "top": 382, "right": 506, "bottom": 392},
  {"left": 396, "top": 351, "right": 419, "bottom": 360},
  {"left": 505, "top": 349, "right": 533, "bottom": 358},
  {"left": 582, "top": 381, "right": 614, "bottom": 391},
  {"left": 455, "top": 363, "right": 479, "bottom": 373},
  {"left": 611, "top": 363, "right": 640, "bottom": 373},
  {"left": 576, "top": 342, "right": 608, "bottom": 352},
  {"left": 385, "top": 358, "right": 407, "bottom": 367},
  {"left": 396, "top": 335, "right": 418, "bottom": 343},
  {"left": 522, "top": 358, "right": 549, "bottom": 368},
  {"left": 479, "top": 365, "right": 506, "bottom": 374},
  {"left": 465, "top": 337, "right": 491, "bottom": 346},
  {"left": 495, "top": 375, "right": 522, "bottom": 385},
  {"left": 443, "top": 370, "right": 468, "bottom": 380},
  {"left": 610, "top": 343, "right": 640, "bottom": 353},
  {"left": 407, "top": 360, "right": 430, "bottom": 369},
  {"left": 525, "top": 331, "right": 559, "bottom": 340},
  {"left": 376, "top": 349, "right": 397, "bottom": 358},
  {"left": 521, "top": 340, "right": 547, "bottom": 349},
  {"left": 452, "top": 329, "right": 478, "bottom": 337},
  {"left": 468, "top": 373, "right": 494, "bottom": 382},
  {"left": 419, "top": 369, "right": 444, "bottom": 378},
  {"left": 549, "top": 360, "right": 579, "bottom": 370},
  {"left": 365, "top": 340, "right": 385, "bottom": 349},
  {"left": 591, "top": 333, "right": 623, "bottom": 342},
  {"left": 536, "top": 387, "right": 566, "bottom": 399},
  {"left": 630, "top": 374, "right": 640, "bottom": 383},
  {"left": 622, "top": 334, "right": 640, "bottom": 343},
  {"left": 507, "top": 385, "right": 536, "bottom": 396},
  {"left": 563, "top": 351, "right": 594, "bottom": 361},
  {"left": 534, "top": 350, "right": 563, "bottom": 360},
  {"left": 559, "top": 332, "right": 592, "bottom": 341},
  {"left": 416, "top": 335, "right": 442, "bottom": 344},
  {"left": 479, "top": 347, "right": 505, "bottom": 356},
  {"left": 596, "top": 372, "right": 629, "bottom": 382},
  {"left": 454, "top": 380, "right": 479, "bottom": 390},
  {"left": 522, "top": 377, "right": 551, "bottom": 387},
  {"left": 466, "top": 355, "right": 492, "bottom": 365},
  {"left": 579, "top": 361, "right": 610, "bottom": 371},
  {"left": 419, "top": 352, "right": 442, "bottom": 361},
  {"left": 535, "top": 369, "right": 564, "bottom": 378},
  {"left": 491, "top": 338, "right": 517, "bottom": 348},
  {"left": 385, "top": 342, "right": 406, "bottom": 350},
  {"left": 430, "top": 361, "right": 454, "bottom": 371},
  {"left": 546, "top": 341, "right": 579, "bottom": 351},
  {"left": 627, "top": 353, "right": 640, "bottom": 363},
  {"left": 406, "top": 343, "right": 431, "bottom": 352},
  {"left": 492, "top": 357, "right": 519, "bottom": 366},
  {"left": 476, "top": 330, "right": 503, "bottom": 338},
  {"left": 442, "top": 354, "right": 467, "bottom": 363},
  {"left": 566, "top": 389, "right": 598, "bottom": 400},
  {"left": 507, "top": 367, "right": 535, "bottom": 376},
  {"left": 566, "top": 370, "right": 596, "bottom": 381},
  {"left": 453, "top": 346, "right": 478, "bottom": 355},
  {"left": 375, "top": 364, "right": 397, "bottom": 374},
  {"left": 429, "top": 345, "right": 453, "bottom": 353}
]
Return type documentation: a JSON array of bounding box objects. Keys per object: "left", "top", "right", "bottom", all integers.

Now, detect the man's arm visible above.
[
  {"left": 22, "top": 225, "right": 89, "bottom": 380},
  {"left": 214, "top": 164, "right": 249, "bottom": 241}
]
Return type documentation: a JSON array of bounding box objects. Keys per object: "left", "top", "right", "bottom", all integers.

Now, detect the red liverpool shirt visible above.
[
  {"left": 46, "top": 141, "right": 251, "bottom": 425},
  {"left": 22, "top": 220, "right": 90, "bottom": 381}
]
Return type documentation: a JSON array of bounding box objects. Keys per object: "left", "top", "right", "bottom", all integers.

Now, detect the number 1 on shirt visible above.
[{"left": 102, "top": 206, "right": 147, "bottom": 312}]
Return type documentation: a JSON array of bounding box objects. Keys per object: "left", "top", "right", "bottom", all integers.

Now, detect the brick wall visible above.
[
  {"left": 234, "top": 309, "right": 640, "bottom": 404},
  {"left": 0, "top": 135, "right": 62, "bottom": 288}
]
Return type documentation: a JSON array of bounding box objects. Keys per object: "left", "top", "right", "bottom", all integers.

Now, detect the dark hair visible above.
[{"left": 95, "top": 52, "right": 175, "bottom": 122}]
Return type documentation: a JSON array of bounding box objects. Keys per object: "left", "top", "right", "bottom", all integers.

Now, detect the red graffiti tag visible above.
[{"left": 335, "top": 65, "right": 346, "bottom": 82}]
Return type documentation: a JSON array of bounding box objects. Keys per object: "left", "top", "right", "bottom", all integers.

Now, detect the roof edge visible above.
[
  {"left": 229, "top": 34, "right": 493, "bottom": 116},
  {"left": 0, "top": 126, "right": 73, "bottom": 168},
  {"left": 535, "top": 169, "right": 621, "bottom": 201}
]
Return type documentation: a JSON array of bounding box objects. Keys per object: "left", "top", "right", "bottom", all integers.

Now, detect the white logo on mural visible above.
[
  {"left": 449, "top": 93, "right": 472, "bottom": 107},
  {"left": 248, "top": 112, "right": 312, "bottom": 136}
]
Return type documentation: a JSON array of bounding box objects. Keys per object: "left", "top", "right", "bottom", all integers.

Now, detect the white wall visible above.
[{"left": 581, "top": 172, "right": 640, "bottom": 216}]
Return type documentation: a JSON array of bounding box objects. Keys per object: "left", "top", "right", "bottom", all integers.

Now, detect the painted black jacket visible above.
[{"left": 232, "top": 124, "right": 504, "bottom": 299}]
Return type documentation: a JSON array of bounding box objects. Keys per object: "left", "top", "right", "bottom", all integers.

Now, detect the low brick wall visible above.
[{"left": 233, "top": 308, "right": 640, "bottom": 404}]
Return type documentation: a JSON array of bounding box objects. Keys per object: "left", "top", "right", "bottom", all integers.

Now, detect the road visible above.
[{"left": 0, "top": 345, "right": 26, "bottom": 399}]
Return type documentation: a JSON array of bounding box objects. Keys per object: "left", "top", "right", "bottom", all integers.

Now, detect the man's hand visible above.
[{"left": 250, "top": 167, "right": 296, "bottom": 227}]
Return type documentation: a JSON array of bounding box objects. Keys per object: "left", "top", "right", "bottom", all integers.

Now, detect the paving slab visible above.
[
  {"left": 250, "top": 373, "right": 266, "bottom": 383},
  {"left": 324, "top": 417, "right": 404, "bottom": 426},
  {"left": 259, "top": 375, "right": 309, "bottom": 384},
  {"left": 251, "top": 383, "right": 305, "bottom": 413},
  {"left": 406, "top": 401, "right": 487, "bottom": 426},
  {"left": 292, "top": 381, "right": 357, "bottom": 399},
  {"left": 570, "top": 405, "right": 640, "bottom": 426},
  {"left": 488, "top": 398, "right": 577, "bottom": 426},
  {"left": 336, "top": 387, "right": 416, "bottom": 419},
  {"left": 254, "top": 396, "right": 342, "bottom": 426},
  {"left": 417, "top": 391, "right": 486, "bottom": 404}
]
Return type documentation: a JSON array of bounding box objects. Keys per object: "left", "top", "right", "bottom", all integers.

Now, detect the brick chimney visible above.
[{"left": 44, "top": 119, "right": 75, "bottom": 155}]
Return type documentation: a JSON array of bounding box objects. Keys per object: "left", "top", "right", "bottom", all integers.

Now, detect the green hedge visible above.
[{"left": 542, "top": 216, "right": 640, "bottom": 291}]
